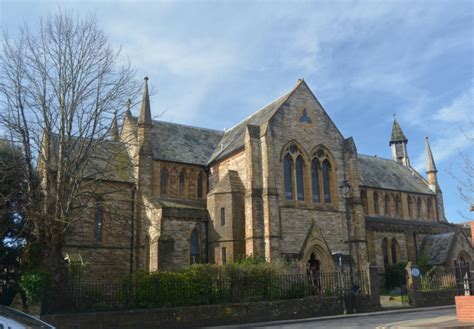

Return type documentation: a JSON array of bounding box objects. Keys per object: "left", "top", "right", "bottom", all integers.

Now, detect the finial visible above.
[
  {"left": 126, "top": 98, "right": 132, "bottom": 110},
  {"left": 144, "top": 76, "right": 149, "bottom": 81}
]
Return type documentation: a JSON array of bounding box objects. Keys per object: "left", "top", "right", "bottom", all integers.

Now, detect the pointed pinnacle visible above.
[
  {"left": 138, "top": 77, "right": 152, "bottom": 127},
  {"left": 390, "top": 118, "right": 408, "bottom": 145},
  {"left": 110, "top": 113, "right": 119, "bottom": 142},
  {"left": 425, "top": 137, "right": 437, "bottom": 173}
]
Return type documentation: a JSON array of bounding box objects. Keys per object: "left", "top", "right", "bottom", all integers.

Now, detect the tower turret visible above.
[{"left": 389, "top": 117, "right": 410, "bottom": 167}]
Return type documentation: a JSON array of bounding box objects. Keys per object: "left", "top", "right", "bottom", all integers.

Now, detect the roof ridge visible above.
[
  {"left": 223, "top": 86, "right": 295, "bottom": 133},
  {"left": 358, "top": 154, "right": 395, "bottom": 162},
  {"left": 131, "top": 116, "right": 224, "bottom": 134}
]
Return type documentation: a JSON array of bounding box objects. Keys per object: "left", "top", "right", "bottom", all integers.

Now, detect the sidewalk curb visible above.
[{"left": 208, "top": 305, "right": 455, "bottom": 328}]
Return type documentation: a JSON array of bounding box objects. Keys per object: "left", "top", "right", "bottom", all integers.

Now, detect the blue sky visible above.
[{"left": 1, "top": 0, "right": 473, "bottom": 222}]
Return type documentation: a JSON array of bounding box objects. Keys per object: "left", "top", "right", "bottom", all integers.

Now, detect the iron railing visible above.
[
  {"left": 455, "top": 262, "right": 474, "bottom": 296},
  {"left": 43, "top": 269, "right": 370, "bottom": 313}
]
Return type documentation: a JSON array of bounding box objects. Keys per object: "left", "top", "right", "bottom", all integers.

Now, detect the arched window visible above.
[
  {"left": 94, "top": 198, "right": 103, "bottom": 242},
  {"left": 161, "top": 168, "right": 169, "bottom": 195},
  {"left": 374, "top": 192, "right": 380, "bottom": 215},
  {"left": 197, "top": 174, "right": 203, "bottom": 199},
  {"left": 361, "top": 190, "right": 368, "bottom": 214},
  {"left": 395, "top": 195, "right": 402, "bottom": 217},
  {"left": 296, "top": 156, "right": 305, "bottom": 201},
  {"left": 311, "top": 159, "right": 321, "bottom": 203},
  {"left": 391, "top": 238, "right": 400, "bottom": 264},
  {"left": 417, "top": 197, "right": 422, "bottom": 219},
  {"left": 284, "top": 154, "right": 293, "bottom": 200},
  {"left": 179, "top": 171, "right": 186, "bottom": 196},
  {"left": 408, "top": 196, "right": 413, "bottom": 218},
  {"left": 384, "top": 194, "right": 390, "bottom": 216},
  {"left": 190, "top": 229, "right": 199, "bottom": 264},
  {"left": 322, "top": 159, "right": 331, "bottom": 204},
  {"left": 382, "top": 238, "right": 389, "bottom": 267},
  {"left": 427, "top": 197, "right": 434, "bottom": 219}
]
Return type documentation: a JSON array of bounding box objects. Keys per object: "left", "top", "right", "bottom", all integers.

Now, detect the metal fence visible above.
[
  {"left": 43, "top": 269, "right": 370, "bottom": 314},
  {"left": 421, "top": 266, "right": 457, "bottom": 292},
  {"left": 455, "top": 262, "right": 474, "bottom": 296}
]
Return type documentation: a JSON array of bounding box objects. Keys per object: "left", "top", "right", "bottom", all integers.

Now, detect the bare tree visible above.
[{"left": 0, "top": 12, "right": 140, "bottom": 287}]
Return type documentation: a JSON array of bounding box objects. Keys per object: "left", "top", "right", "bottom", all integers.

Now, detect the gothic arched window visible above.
[
  {"left": 197, "top": 174, "right": 203, "bottom": 199},
  {"left": 408, "top": 196, "right": 413, "bottom": 218},
  {"left": 361, "top": 190, "right": 368, "bottom": 214},
  {"left": 395, "top": 195, "right": 402, "bottom": 217},
  {"left": 190, "top": 229, "right": 199, "bottom": 264},
  {"left": 284, "top": 154, "right": 293, "bottom": 200},
  {"left": 161, "top": 168, "right": 169, "bottom": 195},
  {"left": 322, "top": 159, "right": 331, "bottom": 204},
  {"left": 296, "top": 155, "right": 305, "bottom": 201},
  {"left": 417, "top": 197, "right": 422, "bottom": 219},
  {"left": 311, "top": 159, "right": 321, "bottom": 203},
  {"left": 382, "top": 238, "right": 389, "bottom": 267},
  {"left": 179, "top": 171, "right": 186, "bottom": 196},
  {"left": 427, "top": 197, "right": 434, "bottom": 219},
  {"left": 384, "top": 194, "right": 390, "bottom": 216},
  {"left": 374, "top": 192, "right": 380, "bottom": 215},
  {"left": 391, "top": 238, "right": 400, "bottom": 264}
]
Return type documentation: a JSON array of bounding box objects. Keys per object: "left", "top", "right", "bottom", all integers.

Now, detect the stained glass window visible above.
[
  {"left": 197, "top": 174, "right": 203, "bottom": 198},
  {"left": 311, "top": 159, "right": 321, "bottom": 203},
  {"left": 284, "top": 154, "right": 293, "bottom": 200},
  {"left": 296, "top": 156, "right": 305, "bottom": 201},
  {"left": 161, "top": 168, "right": 169, "bottom": 195},
  {"left": 322, "top": 160, "right": 331, "bottom": 203}
]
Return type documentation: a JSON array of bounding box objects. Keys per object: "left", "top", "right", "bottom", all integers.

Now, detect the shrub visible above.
[
  {"left": 384, "top": 262, "right": 407, "bottom": 290},
  {"left": 19, "top": 269, "right": 50, "bottom": 303}
]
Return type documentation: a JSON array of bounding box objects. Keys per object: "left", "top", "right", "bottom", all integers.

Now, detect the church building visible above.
[{"left": 62, "top": 78, "right": 473, "bottom": 281}]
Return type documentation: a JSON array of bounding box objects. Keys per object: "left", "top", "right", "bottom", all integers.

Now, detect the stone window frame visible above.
[
  {"left": 190, "top": 228, "right": 200, "bottom": 264},
  {"left": 157, "top": 162, "right": 207, "bottom": 200},
  {"left": 280, "top": 141, "right": 337, "bottom": 208},
  {"left": 391, "top": 238, "right": 400, "bottom": 264},
  {"left": 394, "top": 193, "right": 402, "bottom": 218},
  {"left": 94, "top": 197, "right": 104, "bottom": 243},
  {"left": 280, "top": 141, "right": 308, "bottom": 203},
  {"left": 220, "top": 207, "right": 226, "bottom": 226},
  {"left": 179, "top": 169, "right": 187, "bottom": 197},
  {"left": 381, "top": 237, "right": 389, "bottom": 268},
  {"left": 373, "top": 191, "right": 380, "bottom": 215},
  {"left": 221, "top": 246, "right": 227, "bottom": 264},
  {"left": 360, "top": 189, "right": 368, "bottom": 214}
]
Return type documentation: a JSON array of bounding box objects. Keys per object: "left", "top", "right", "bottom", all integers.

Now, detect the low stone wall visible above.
[
  {"left": 41, "top": 296, "right": 379, "bottom": 329},
  {"left": 420, "top": 290, "right": 455, "bottom": 307}
]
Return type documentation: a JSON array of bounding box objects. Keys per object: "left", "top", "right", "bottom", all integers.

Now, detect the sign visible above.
[{"left": 411, "top": 267, "right": 420, "bottom": 277}]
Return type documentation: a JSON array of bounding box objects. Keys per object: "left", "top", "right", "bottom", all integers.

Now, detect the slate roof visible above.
[
  {"left": 419, "top": 232, "right": 455, "bottom": 265},
  {"left": 358, "top": 155, "right": 433, "bottom": 194},
  {"left": 49, "top": 134, "right": 134, "bottom": 183},
  {"left": 148, "top": 120, "right": 223, "bottom": 165},
  {"left": 390, "top": 118, "right": 407, "bottom": 143},
  {"left": 207, "top": 84, "right": 298, "bottom": 164},
  {"left": 209, "top": 170, "right": 245, "bottom": 194}
]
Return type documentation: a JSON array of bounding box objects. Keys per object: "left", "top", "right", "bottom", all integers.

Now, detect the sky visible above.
[{"left": 1, "top": 0, "right": 473, "bottom": 222}]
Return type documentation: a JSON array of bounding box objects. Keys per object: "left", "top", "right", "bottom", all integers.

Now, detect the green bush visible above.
[
  {"left": 19, "top": 269, "right": 51, "bottom": 303},
  {"left": 384, "top": 262, "right": 407, "bottom": 290}
]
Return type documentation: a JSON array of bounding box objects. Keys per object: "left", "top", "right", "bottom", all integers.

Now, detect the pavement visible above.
[{"left": 205, "top": 306, "right": 474, "bottom": 329}]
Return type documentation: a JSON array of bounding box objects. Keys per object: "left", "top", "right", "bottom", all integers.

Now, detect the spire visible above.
[
  {"left": 425, "top": 137, "right": 437, "bottom": 173},
  {"left": 390, "top": 117, "right": 407, "bottom": 145},
  {"left": 389, "top": 116, "right": 410, "bottom": 167},
  {"left": 138, "top": 77, "right": 152, "bottom": 127},
  {"left": 125, "top": 98, "right": 132, "bottom": 121},
  {"left": 110, "top": 112, "right": 119, "bottom": 142}
]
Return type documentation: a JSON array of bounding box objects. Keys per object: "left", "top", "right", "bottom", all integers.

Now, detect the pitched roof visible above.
[
  {"left": 420, "top": 232, "right": 456, "bottom": 265},
  {"left": 149, "top": 120, "right": 223, "bottom": 165},
  {"left": 207, "top": 81, "right": 302, "bottom": 164},
  {"left": 209, "top": 170, "right": 245, "bottom": 194},
  {"left": 49, "top": 134, "right": 134, "bottom": 183},
  {"left": 390, "top": 118, "right": 407, "bottom": 144},
  {"left": 357, "top": 155, "right": 433, "bottom": 194}
]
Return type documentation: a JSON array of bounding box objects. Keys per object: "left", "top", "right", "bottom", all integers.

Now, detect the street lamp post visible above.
[{"left": 340, "top": 179, "right": 355, "bottom": 313}]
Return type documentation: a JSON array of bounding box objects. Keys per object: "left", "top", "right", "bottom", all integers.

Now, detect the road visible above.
[{"left": 206, "top": 307, "right": 461, "bottom": 329}]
